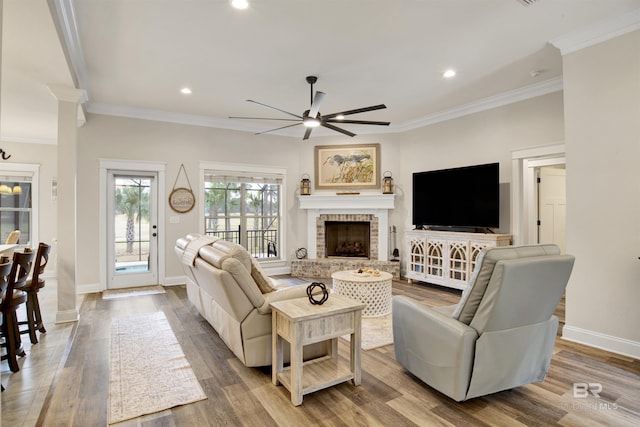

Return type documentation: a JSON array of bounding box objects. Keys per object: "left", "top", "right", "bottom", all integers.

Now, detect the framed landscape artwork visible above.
[{"left": 314, "top": 143, "right": 380, "bottom": 190}]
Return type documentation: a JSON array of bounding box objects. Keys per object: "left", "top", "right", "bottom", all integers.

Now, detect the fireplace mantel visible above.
[
  {"left": 298, "top": 194, "right": 395, "bottom": 210},
  {"left": 298, "top": 193, "right": 395, "bottom": 261}
]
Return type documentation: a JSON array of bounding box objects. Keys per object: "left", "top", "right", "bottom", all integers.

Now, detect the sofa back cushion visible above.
[
  {"left": 212, "top": 239, "right": 253, "bottom": 271},
  {"left": 221, "top": 258, "right": 265, "bottom": 308},
  {"left": 451, "top": 244, "right": 561, "bottom": 325},
  {"left": 198, "top": 245, "right": 230, "bottom": 269},
  {"left": 196, "top": 238, "right": 274, "bottom": 299},
  {"left": 469, "top": 254, "right": 574, "bottom": 333}
]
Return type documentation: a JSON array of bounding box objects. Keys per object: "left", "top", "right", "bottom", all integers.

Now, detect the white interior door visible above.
[
  {"left": 107, "top": 171, "right": 159, "bottom": 288},
  {"left": 538, "top": 166, "right": 566, "bottom": 253}
]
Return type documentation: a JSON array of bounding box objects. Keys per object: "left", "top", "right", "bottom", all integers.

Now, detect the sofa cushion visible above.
[
  {"left": 198, "top": 245, "right": 230, "bottom": 269},
  {"left": 221, "top": 258, "right": 265, "bottom": 308},
  {"left": 250, "top": 257, "right": 276, "bottom": 293},
  {"left": 451, "top": 244, "right": 560, "bottom": 325},
  {"left": 212, "top": 239, "right": 252, "bottom": 271}
]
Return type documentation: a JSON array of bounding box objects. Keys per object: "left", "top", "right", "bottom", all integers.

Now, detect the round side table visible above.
[{"left": 331, "top": 270, "right": 393, "bottom": 317}]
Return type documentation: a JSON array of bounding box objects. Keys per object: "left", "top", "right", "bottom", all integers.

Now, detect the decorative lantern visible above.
[
  {"left": 300, "top": 173, "right": 311, "bottom": 196},
  {"left": 382, "top": 171, "right": 394, "bottom": 194}
]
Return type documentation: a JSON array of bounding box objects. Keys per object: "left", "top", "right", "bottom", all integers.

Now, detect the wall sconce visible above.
[
  {"left": 300, "top": 173, "right": 311, "bottom": 196},
  {"left": 382, "top": 171, "right": 394, "bottom": 194}
]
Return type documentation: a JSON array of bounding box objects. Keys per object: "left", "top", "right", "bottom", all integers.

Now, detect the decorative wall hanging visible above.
[
  {"left": 169, "top": 164, "right": 195, "bottom": 213},
  {"left": 314, "top": 143, "right": 380, "bottom": 190}
]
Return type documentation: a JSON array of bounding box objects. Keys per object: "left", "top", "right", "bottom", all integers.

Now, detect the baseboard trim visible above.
[
  {"left": 264, "top": 265, "right": 291, "bottom": 276},
  {"left": 164, "top": 275, "right": 187, "bottom": 286},
  {"left": 55, "top": 309, "right": 79, "bottom": 324},
  {"left": 78, "top": 283, "right": 102, "bottom": 294},
  {"left": 562, "top": 325, "right": 640, "bottom": 359}
]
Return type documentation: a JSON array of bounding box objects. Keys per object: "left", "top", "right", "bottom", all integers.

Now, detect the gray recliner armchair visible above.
[{"left": 392, "top": 244, "right": 574, "bottom": 401}]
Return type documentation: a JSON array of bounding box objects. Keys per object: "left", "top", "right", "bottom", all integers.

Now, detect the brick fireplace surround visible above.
[{"left": 291, "top": 194, "right": 400, "bottom": 278}]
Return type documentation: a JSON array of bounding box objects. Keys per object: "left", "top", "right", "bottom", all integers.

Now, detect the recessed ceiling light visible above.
[
  {"left": 231, "top": 0, "right": 249, "bottom": 10},
  {"left": 180, "top": 87, "right": 192, "bottom": 95},
  {"left": 443, "top": 69, "right": 456, "bottom": 78},
  {"left": 335, "top": 114, "right": 345, "bottom": 120}
]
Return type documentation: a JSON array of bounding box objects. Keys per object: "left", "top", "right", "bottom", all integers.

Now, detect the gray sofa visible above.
[
  {"left": 175, "top": 233, "right": 325, "bottom": 367},
  {"left": 393, "top": 244, "right": 574, "bottom": 401}
]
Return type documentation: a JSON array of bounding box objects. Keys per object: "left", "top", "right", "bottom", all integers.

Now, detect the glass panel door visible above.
[{"left": 107, "top": 172, "right": 158, "bottom": 288}]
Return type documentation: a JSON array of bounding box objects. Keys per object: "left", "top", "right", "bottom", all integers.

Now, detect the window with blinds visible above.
[
  {"left": 203, "top": 170, "right": 282, "bottom": 259},
  {"left": 0, "top": 173, "right": 33, "bottom": 245}
]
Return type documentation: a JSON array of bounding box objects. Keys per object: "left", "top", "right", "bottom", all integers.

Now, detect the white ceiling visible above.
[{"left": 2, "top": 0, "right": 640, "bottom": 143}]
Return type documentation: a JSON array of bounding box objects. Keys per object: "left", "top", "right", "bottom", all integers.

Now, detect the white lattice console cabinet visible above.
[{"left": 405, "top": 230, "right": 512, "bottom": 290}]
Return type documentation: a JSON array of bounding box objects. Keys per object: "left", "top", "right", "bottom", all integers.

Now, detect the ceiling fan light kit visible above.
[{"left": 230, "top": 76, "right": 390, "bottom": 140}]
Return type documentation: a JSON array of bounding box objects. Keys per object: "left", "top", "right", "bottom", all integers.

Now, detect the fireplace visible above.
[
  {"left": 298, "top": 194, "right": 394, "bottom": 260},
  {"left": 293, "top": 194, "right": 399, "bottom": 278},
  {"left": 325, "top": 221, "right": 370, "bottom": 258},
  {"left": 316, "top": 214, "right": 378, "bottom": 260}
]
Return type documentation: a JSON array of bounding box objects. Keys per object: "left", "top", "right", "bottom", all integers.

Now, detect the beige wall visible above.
[
  {"left": 397, "top": 92, "right": 565, "bottom": 237},
  {"left": 75, "top": 114, "right": 312, "bottom": 288},
  {"left": 73, "top": 114, "right": 407, "bottom": 289},
  {"left": 562, "top": 29, "right": 640, "bottom": 353}
]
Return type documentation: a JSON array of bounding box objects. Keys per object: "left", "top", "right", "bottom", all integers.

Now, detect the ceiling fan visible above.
[{"left": 230, "top": 76, "right": 390, "bottom": 140}]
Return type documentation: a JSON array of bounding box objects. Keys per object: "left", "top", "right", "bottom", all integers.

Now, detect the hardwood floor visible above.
[{"left": 2, "top": 278, "right": 639, "bottom": 426}]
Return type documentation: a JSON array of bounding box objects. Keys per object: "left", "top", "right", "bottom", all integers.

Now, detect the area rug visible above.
[
  {"left": 109, "top": 311, "right": 207, "bottom": 424},
  {"left": 102, "top": 285, "right": 166, "bottom": 300},
  {"left": 342, "top": 314, "right": 393, "bottom": 351}
]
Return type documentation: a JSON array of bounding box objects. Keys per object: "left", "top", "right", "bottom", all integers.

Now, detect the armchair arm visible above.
[
  {"left": 256, "top": 285, "right": 312, "bottom": 315},
  {"left": 392, "top": 296, "right": 479, "bottom": 402}
]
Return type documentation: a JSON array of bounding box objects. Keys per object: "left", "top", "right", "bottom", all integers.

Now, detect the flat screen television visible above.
[{"left": 412, "top": 162, "right": 499, "bottom": 231}]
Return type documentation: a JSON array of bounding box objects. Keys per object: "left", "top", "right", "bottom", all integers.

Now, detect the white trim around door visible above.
[{"left": 99, "top": 159, "right": 166, "bottom": 290}]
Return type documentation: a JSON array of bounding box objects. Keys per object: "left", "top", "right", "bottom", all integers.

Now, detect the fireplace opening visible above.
[{"left": 325, "top": 221, "right": 370, "bottom": 258}]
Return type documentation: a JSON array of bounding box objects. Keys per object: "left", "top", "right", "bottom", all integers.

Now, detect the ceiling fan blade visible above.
[
  {"left": 303, "top": 128, "right": 313, "bottom": 140},
  {"left": 323, "top": 104, "right": 387, "bottom": 119},
  {"left": 322, "top": 122, "right": 356, "bottom": 138},
  {"left": 246, "top": 100, "right": 302, "bottom": 119},
  {"left": 308, "top": 91, "right": 325, "bottom": 119},
  {"left": 229, "top": 116, "right": 300, "bottom": 121},
  {"left": 255, "top": 122, "right": 302, "bottom": 135},
  {"left": 325, "top": 119, "right": 390, "bottom": 126}
]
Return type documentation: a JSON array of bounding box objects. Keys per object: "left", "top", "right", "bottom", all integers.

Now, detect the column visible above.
[{"left": 48, "top": 85, "right": 87, "bottom": 323}]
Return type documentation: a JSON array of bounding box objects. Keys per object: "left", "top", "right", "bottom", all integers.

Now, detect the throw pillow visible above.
[{"left": 250, "top": 257, "right": 276, "bottom": 293}]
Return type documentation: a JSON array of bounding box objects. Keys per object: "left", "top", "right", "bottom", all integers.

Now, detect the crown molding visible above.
[
  {"left": 48, "top": 0, "right": 90, "bottom": 93},
  {"left": 394, "top": 77, "right": 563, "bottom": 133},
  {"left": 0, "top": 136, "right": 57, "bottom": 145},
  {"left": 550, "top": 7, "right": 640, "bottom": 55},
  {"left": 86, "top": 77, "right": 563, "bottom": 138},
  {"left": 48, "top": 85, "right": 88, "bottom": 104},
  {"left": 87, "top": 102, "right": 272, "bottom": 133}
]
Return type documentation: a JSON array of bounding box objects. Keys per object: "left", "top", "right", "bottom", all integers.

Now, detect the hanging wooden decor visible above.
[{"left": 169, "top": 164, "right": 195, "bottom": 213}]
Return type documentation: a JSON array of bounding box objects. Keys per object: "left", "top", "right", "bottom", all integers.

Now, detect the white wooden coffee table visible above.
[
  {"left": 270, "top": 294, "right": 366, "bottom": 406},
  {"left": 331, "top": 270, "right": 393, "bottom": 317}
]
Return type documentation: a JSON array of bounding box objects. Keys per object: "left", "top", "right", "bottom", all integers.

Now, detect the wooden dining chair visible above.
[
  {"left": 0, "top": 250, "right": 34, "bottom": 372},
  {"left": 0, "top": 259, "right": 11, "bottom": 390},
  {"left": 17, "top": 243, "right": 51, "bottom": 344},
  {"left": 5, "top": 230, "right": 20, "bottom": 245}
]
